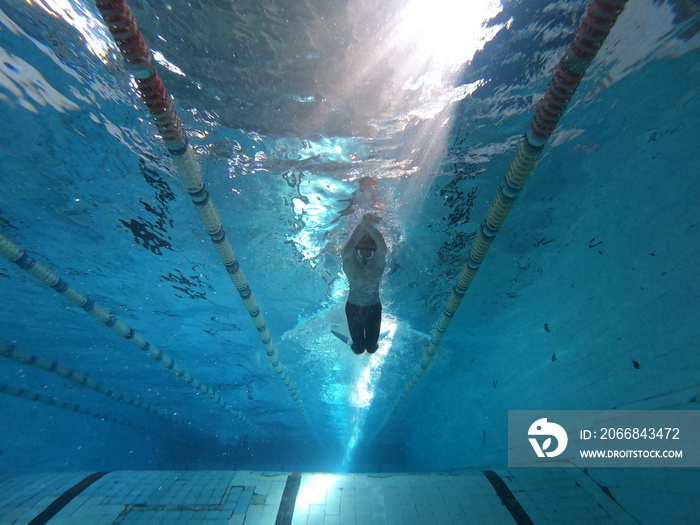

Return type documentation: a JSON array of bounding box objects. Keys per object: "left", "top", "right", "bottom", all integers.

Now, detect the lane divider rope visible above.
[
  {"left": 0, "top": 232, "right": 261, "bottom": 433},
  {"left": 0, "top": 382, "right": 146, "bottom": 431},
  {"left": 377, "top": 0, "right": 629, "bottom": 431},
  {"left": 93, "top": 0, "right": 311, "bottom": 428},
  {"left": 0, "top": 342, "right": 191, "bottom": 430}
]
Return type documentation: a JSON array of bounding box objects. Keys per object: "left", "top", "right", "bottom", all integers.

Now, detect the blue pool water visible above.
[{"left": 1, "top": 0, "right": 699, "bottom": 522}]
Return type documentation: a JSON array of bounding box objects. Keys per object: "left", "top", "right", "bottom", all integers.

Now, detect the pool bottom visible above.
[{"left": 0, "top": 468, "right": 637, "bottom": 524}]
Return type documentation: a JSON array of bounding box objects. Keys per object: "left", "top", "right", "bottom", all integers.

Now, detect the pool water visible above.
[{"left": 1, "top": 0, "right": 699, "bottom": 523}]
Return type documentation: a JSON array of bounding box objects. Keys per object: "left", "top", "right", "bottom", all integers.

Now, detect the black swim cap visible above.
[{"left": 356, "top": 234, "right": 376, "bottom": 251}]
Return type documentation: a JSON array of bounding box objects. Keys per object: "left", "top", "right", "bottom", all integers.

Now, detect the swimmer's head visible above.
[{"left": 355, "top": 234, "right": 376, "bottom": 265}]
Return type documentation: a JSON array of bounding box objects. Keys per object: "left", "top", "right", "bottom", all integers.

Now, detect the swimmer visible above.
[{"left": 342, "top": 213, "right": 387, "bottom": 354}]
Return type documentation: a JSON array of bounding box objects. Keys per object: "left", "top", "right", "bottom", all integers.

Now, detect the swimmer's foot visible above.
[
  {"left": 351, "top": 345, "right": 365, "bottom": 355},
  {"left": 367, "top": 344, "right": 378, "bottom": 354}
]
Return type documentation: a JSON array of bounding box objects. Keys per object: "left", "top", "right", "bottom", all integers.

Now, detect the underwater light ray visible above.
[
  {"left": 302, "top": 0, "right": 508, "bottom": 232},
  {"left": 340, "top": 317, "right": 396, "bottom": 469}
]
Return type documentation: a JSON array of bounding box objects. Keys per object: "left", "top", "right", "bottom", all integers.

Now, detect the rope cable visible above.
[
  {"left": 0, "top": 232, "right": 261, "bottom": 433},
  {"left": 0, "top": 382, "right": 145, "bottom": 431},
  {"left": 0, "top": 343, "right": 191, "bottom": 430},
  {"left": 93, "top": 0, "right": 312, "bottom": 429}
]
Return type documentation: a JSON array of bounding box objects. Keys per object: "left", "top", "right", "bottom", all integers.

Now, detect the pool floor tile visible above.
[{"left": 0, "top": 469, "right": 644, "bottom": 524}]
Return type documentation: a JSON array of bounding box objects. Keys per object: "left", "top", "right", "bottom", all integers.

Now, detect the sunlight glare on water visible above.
[
  {"left": 31, "top": 0, "right": 112, "bottom": 60},
  {"left": 399, "top": 0, "right": 507, "bottom": 70},
  {"left": 296, "top": 474, "right": 339, "bottom": 507}
]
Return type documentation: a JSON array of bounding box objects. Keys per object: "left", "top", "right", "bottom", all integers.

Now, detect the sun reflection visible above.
[
  {"left": 296, "top": 137, "right": 358, "bottom": 163},
  {"left": 332, "top": 0, "right": 507, "bottom": 122},
  {"left": 297, "top": 0, "right": 510, "bottom": 226},
  {"left": 398, "top": 0, "right": 506, "bottom": 70},
  {"left": 296, "top": 474, "right": 339, "bottom": 507},
  {"left": 152, "top": 50, "right": 185, "bottom": 77},
  {"left": 286, "top": 176, "right": 356, "bottom": 262},
  {"left": 31, "top": 0, "right": 112, "bottom": 60}
]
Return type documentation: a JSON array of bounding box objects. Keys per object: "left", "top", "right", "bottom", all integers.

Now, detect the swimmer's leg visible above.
[
  {"left": 345, "top": 302, "right": 366, "bottom": 354},
  {"left": 366, "top": 303, "right": 382, "bottom": 354}
]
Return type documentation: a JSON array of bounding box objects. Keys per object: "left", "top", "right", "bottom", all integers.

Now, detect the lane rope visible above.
[
  {"left": 93, "top": 0, "right": 312, "bottom": 430},
  {"left": 0, "top": 342, "right": 191, "bottom": 430},
  {"left": 0, "top": 382, "right": 146, "bottom": 431},
  {"left": 0, "top": 232, "right": 262, "bottom": 433}
]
